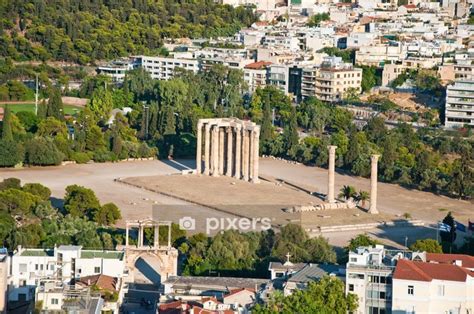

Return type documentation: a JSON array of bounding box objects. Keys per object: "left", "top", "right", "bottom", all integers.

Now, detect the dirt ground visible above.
[{"left": 0, "top": 158, "right": 471, "bottom": 248}]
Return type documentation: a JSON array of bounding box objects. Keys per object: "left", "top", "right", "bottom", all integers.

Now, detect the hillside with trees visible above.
[{"left": 0, "top": 0, "right": 256, "bottom": 64}]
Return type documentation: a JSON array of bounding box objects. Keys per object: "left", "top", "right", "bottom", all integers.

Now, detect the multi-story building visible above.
[
  {"left": 445, "top": 80, "right": 474, "bottom": 128},
  {"left": 346, "top": 245, "right": 401, "bottom": 314},
  {"left": 138, "top": 55, "right": 200, "bottom": 80},
  {"left": 454, "top": 59, "right": 474, "bottom": 80},
  {"left": 8, "top": 245, "right": 125, "bottom": 302},
  {"left": 97, "top": 59, "right": 138, "bottom": 82},
  {"left": 310, "top": 57, "right": 362, "bottom": 102},
  {"left": 0, "top": 249, "right": 8, "bottom": 314},
  {"left": 244, "top": 61, "right": 272, "bottom": 93},
  {"left": 392, "top": 256, "right": 474, "bottom": 313}
]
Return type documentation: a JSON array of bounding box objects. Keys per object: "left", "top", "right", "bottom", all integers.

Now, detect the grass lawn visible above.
[{"left": 0, "top": 103, "right": 82, "bottom": 115}]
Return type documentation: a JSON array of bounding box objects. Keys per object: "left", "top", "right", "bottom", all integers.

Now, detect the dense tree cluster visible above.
[
  {"left": 0, "top": 0, "right": 256, "bottom": 64},
  {"left": 0, "top": 178, "right": 122, "bottom": 250},
  {"left": 179, "top": 224, "right": 336, "bottom": 278},
  {"left": 253, "top": 276, "right": 357, "bottom": 313}
]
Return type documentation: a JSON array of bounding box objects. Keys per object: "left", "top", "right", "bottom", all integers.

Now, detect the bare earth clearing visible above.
[{"left": 0, "top": 158, "right": 471, "bottom": 248}]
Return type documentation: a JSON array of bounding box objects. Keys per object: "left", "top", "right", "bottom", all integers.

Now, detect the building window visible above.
[
  {"left": 21, "top": 280, "right": 27, "bottom": 287},
  {"left": 438, "top": 285, "right": 445, "bottom": 296},
  {"left": 51, "top": 298, "right": 59, "bottom": 305},
  {"left": 348, "top": 284, "right": 354, "bottom": 291},
  {"left": 35, "top": 264, "right": 38, "bottom": 270},
  {"left": 408, "top": 285, "right": 414, "bottom": 295},
  {"left": 94, "top": 267, "right": 101, "bottom": 273}
]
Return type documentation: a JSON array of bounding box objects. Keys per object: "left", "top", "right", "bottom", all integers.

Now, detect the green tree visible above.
[
  {"left": 46, "top": 87, "right": 63, "bottom": 120},
  {"left": 64, "top": 185, "right": 101, "bottom": 218},
  {"left": 24, "top": 137, "right": 64, "bottom": 166},
  {"left": 354, "top": 190, "right": 370, "bottom": 207},
  {"left": 23, "top": 183, "right": 51, "bottom": 201},
  {"left": 0, "top": 139, "right": 24, "bottom": 167},
  {"left": 338, "top": 185, "right": 356, "bottom": 200},
  {"left": 410, "top": 239, "right": 442, "bottom": 253},
  {"left": 1, "top": 105, "right": 13, "bottom": 140},
  {"left": 92, "top": 203, "right": 121, "bottom": 226},
  {"left": 346, "top": 234, "right": 378, "bottom": 252},
  {"left": 284, "top": 107, "right": 299, "bottom": 154},
  {"left": 261, "top": 96, "right": 273, "bottom": 142},
  {"left": 254, "top": 276, "right": 357, "bottom": 313}
]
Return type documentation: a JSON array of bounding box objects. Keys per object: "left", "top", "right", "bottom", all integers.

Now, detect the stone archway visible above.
[{"left": 131, "top": 252, "right": 162, "bottom": 285}]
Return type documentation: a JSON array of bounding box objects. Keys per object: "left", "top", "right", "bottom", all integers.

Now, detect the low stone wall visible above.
[
  {"left": 306, "top": 219, "right": 425, "bottom": 234},
  {"left": 284, "top": 200, "right": 357, "bottom": 213}
]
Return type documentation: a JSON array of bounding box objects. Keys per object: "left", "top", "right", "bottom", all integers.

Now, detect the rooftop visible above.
[
  {"left": 163, "top": 276, "right": 269, "bottom": 291},
  {"left": 80, "top": 251, "right": 124, "bottom": 260},
  {"left": 20, "top": 249, "right": 54, "bottom": 257},
  {"left": 426, "top": 253, "right": 474, "bottom": 269},
  {"left": 393, "top": 259, "right": 474, "bottom": 282},
  {"left": 288, "top": 264, "right": 341, "bottom": 283}
]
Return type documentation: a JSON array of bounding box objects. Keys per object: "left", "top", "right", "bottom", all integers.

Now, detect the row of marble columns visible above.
[
  {"left": 196, "top": 120, "right": 260, "bottom": 183},
  {"left": 125, "top": 220, "right": 172, "bottom": 248},
  {"left": 326, "top": 145, "right": 380, "bottom": 214}
]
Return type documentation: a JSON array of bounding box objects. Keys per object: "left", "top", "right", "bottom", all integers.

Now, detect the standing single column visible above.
[
  {"left": 219, "top": 127, "right": 225, "bottom": 175},
  {"left": 226, "top": 127, "right": 233, "bottom": 177},
  {"left": 252, "top": 127, "right": 260, "bottom": 183},
  {"left": 369, "top": 154, "right": 380, "bottom": 214},
  {"left": 204, "top": 124, "right": 211, "bottom": 175},
  {"left": 212, "top": 126, "right": 220, "bottom": 177},
  {"left": 125, "top": 224, "right": 129, "bottom": 247},
  {"left": 234, "top": 126, "right": 242, "bottom": 179},
  {"left": 242, "top": 129, "right": 250, "bottom": 181},
  {"left": 154, "top": 225, "right": 159, "bottom": 248},
  {"left": 196, "top": 122, "right": 203, "bottom": 174},
  {"left": 139, "top": 224, "right": 144, "bottom": 247},
  {"left": 327, "top": 145, "right": 337, "bottom": 203},
  {"left": 167, "top": 224, "right": 172, "bottom": 248}
]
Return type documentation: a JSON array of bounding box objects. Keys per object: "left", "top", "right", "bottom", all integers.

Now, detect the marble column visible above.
[
  {"left": 327, "top": 145, "right": 337, "bottom": 203},
  {"left": 212, "top": 126, "right": 219, "bottom": 177},
  {"left": 226, "top": 127, "right": 233, "bottom": 177},
  {"left": 204, "top": 124, "right": 211, "bottom": 175},
  {"left": 369, "top": 154, "right": 380, "bottom": 214},
  {"left": 125, "top": 225, "right": 129, "bottom": 247},
  {"left": 196, "top": 122, "right": 203, "bottom": 174},
  {"left": 249, "top": 129, "right": 254, "bottom": 180},
  {"left": 234, "top": 126, "right": 242, "bottom": 179},
  {"left": 154, "top": 225, "right": 159, "bottom": 248},
  {"left": 138, "top": 224, "right": 144, "bottom": 247},
  {"left": 242, "top": 129, "right": 250, "bottom": 181},
  {"left": 252, "top": 128, "right": 260, "bottom": 183},
  {"left": 219, "top": 127, "right": 225, "bottom": 175},
  {"left": 168, "top": 224, "right": 172, "bottom": 248}
]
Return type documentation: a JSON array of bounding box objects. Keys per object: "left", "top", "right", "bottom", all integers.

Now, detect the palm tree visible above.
[
  {"left": 355, "top": 190, "right": 370, "bottom": 208},
  {"left": 338, "top": 185, "right": 356, "bottom": 200}
]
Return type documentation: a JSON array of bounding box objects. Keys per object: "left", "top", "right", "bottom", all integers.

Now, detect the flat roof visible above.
[
  {"left": 20, "top": 249, "right": 54, "bottom": 257},
  {"left": 163, "top": 276, "right": 269, "bottom": 291},
  {"left": 80, "top": 251, "right": 124, "bottom": 260}
]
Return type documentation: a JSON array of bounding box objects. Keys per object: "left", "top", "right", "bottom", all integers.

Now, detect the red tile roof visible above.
[
  {"left": 426, "top": 253, "right": 474, "bottom": 268},
  {"left": 394, "top": 259, "right": 474, "bottom": 282},
  {"left": 76, "top": 274, "right": 118, "bottom": 291},
  {"left": 402, "top": 4, "right": 417, "bottom": 9},
  {"left": 244, "top": 61, "right": 272, "bottom": 70}
]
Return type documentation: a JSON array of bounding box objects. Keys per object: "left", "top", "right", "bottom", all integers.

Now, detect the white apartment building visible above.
[
  {"left": 97, "top": 59, "right": 138, "bottom": 82},
  {"left": 0, "top": 249, "right": 8, "bottom": 314},
  {"left": 310, "top": 57, "right": 362, "bottom": 102},
  {"left": 445, "top": 80, "right": 474, "bottom": 128},
  {"left": 244, "top": 61, "right": 271, "bottom": 93},
  {"left": 392, "top": 258, "right": 474, "bottom": 313},
  {"left": 356, "top": 43, "right": 407, "bottom": 67},
  {"left": 268, "top": 64, "right": 290, "bottom": 94},
  {"left": 138, "top": 55, "right": 200, "bottom": 80},
  {"left": 8, "top": 245, "right": 125, "bottom": 302},
  {"left": 346, "top": 245, "right": 401, "bottom": 314}
]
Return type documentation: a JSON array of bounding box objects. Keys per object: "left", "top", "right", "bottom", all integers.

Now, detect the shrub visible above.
[
  {"left": 92, "top": 148, "right": 117, "bottom": 163},
  {"left": 71, "top": 152, "right": 91, "bottom": 164},
  {"left": 0, "top": 139, "right": 24, "bottom": 167},
  {"left": 24, "top": 137, "right": 64, "bottom": 166}
]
